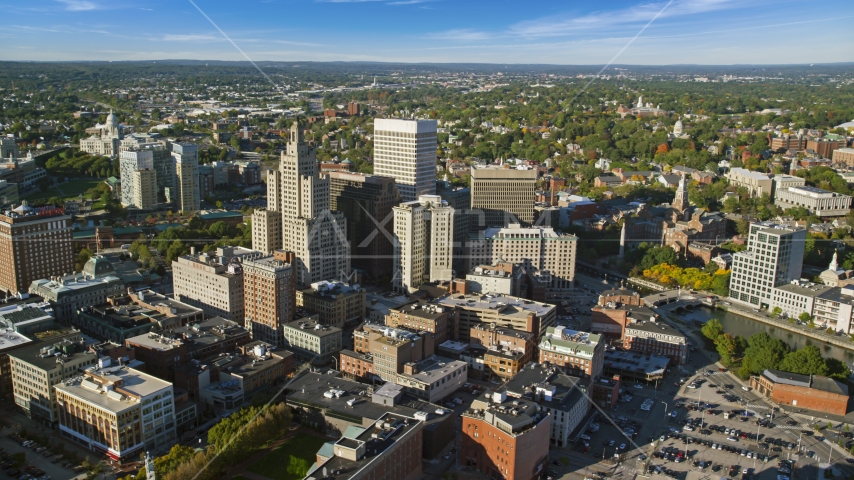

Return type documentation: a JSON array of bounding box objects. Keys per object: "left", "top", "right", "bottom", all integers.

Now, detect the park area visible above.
[{"left": 245, "top": 432, "right": 326, "bottom": 480}]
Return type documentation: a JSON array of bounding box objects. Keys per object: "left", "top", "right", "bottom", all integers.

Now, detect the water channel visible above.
[{"left": 674, "top": 306, "right": 854, "bottom": 365}]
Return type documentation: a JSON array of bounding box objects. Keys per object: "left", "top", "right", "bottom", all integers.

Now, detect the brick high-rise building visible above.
[
  {"left": 328, "top": 172, "right": 399, "bottom": 279},
  {"left": 0, "top": 202, "right": 73, "bottom": 294},
  {"left": 242, "top": 250, "right": 296, "bottom": 348},
  {"left": 461, "top": 390, "right": 550, "bottom": 480}
]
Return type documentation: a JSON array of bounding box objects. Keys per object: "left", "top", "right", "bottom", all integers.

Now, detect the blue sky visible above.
[{"left": 1, "top": 0, "right": 852, "bottom": 64}]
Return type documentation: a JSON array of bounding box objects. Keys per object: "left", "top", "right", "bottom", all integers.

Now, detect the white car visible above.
[
  {"left": 633, "top": 384, "right": 644, "bottom": 389},
  {"left": 727, "top": 436, "right": 738, "bottom": 442},
  {"left": 580, "top": 434, "right": 591, "bottom": 441}
]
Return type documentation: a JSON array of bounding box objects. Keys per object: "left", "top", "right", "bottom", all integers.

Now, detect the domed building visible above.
[
  {"left": 79, "top": 110, "right": 122, "bottom": 157},
  {"left": 82, "top": 255, "right": 117, "bottom": 280},
  {"left": 673, "top": 120, "right": 683, "bottom": 136}
]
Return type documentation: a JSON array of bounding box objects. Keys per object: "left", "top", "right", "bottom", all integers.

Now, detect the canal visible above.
[{"left": 675, "top": 306, "right": 854, "bottom": 365}]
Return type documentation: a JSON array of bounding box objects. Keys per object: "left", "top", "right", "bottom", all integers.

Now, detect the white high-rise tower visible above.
[{"left": 373, "top": 118, "right": 437, "bottom": 202}]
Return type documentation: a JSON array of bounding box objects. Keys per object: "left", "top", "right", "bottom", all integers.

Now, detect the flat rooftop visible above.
[
  {"left": 285, "top": 318, "right": 343, "bottom": 337},
  {"left": 504, "top": 363, "right": 587, "bottom": 412},
  {"left": 126, "top": 316, "right": 248, "bottom": 352},
  {"left": 0, "top": 328, "right": 32, "bottom": 352},
  {"left": 604, "top": 349, "right": 669, "bottom": 375},
  {"left": 433, "top": 293, "right": 555, "bottom": 319},
  {"left": 399, "top": 355, "right": 466, "bottom": 384},
  {"left": 286, "top": 372, "right": 450, "bottom": 433},
  {"left": 55, "top": 365, "right": 171, "bottom": 413},
  {"left": 307, "top": 412, "right": 422, "bottom": 480},
  {"left": 539, "top": 326, "right": 601, "bottom": 357}
]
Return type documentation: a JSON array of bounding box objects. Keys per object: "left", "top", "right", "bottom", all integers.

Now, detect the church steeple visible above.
[{"left": 673, "top": 173, "right": 689, "bottom": 214}]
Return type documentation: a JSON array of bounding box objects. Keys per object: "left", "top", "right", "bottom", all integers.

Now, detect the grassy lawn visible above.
[
  {"left": 248, "top": 433, "right": 326, "bottom": 480},
  {"left": 22, "top": 177, "right": 105, "bottom": 202}
]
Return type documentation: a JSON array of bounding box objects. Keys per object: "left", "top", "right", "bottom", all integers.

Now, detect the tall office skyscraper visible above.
[
  {"left": 171, "top": 142, "right": 200, "bottom": 212},
  {"left": 328, "top": 172, "right": 399, "bottom": 280},
  {"left": 119, "top": 150, "right": 155, "bottom": 208},
  {"left": 393, "top": 195, "right": 454, "bottom": 293},
  {"left": 254, "top": 123, "right": 350, "bottom": 286},
  {"left": 729, "top": 222, "right": 806, "bottom": 309},
  {"left": 373, "top": 118, "right": 437, "bottom": 202},
  {"left": 470, "top": 164, "right": 537, "bottom": 228}
]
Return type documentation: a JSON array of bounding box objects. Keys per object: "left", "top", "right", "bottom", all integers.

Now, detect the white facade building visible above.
[
  {"left": 393, "top": 195, "right": 454, "bottom": 293},
  {"left": 774, "top": 186, "right": 853, "bottom": 217},
  {"left": 729, "top": 222, "right": 806, "bottom": 309},
  {"left": 119, "top": 150, "right": 155, "bottom": 208},
  {"left": 373, "top": 118, "right": 437, "bottom": 202}
]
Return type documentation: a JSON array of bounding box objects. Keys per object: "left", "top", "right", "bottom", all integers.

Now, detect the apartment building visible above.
[
  {"left": 242, "top": 250, "right": 296, "bottom": 348},
  {"left": 281, "top": 318, "right": 342, "bottom": 366},
  {"left": 461, "top": 390, "right": 550, "bottom": 480},
  {"left": 623, "top": 320, "right": 689, "bottom": 365},
  {"left": 807, "top": 138, "right": 842, "bottom": 158},
  {"left": 373, "top": 118, "right": 437, "bottom": 202},
  {"left": 305, "top": 412, "right": 424, "bottom": 480},
  {"left": 385, "top": 300, "right": 457, "bottom": 346},
  {"left": 770, "top": 135, "right": 807, "bottom": 151},
  {"left": 55, "top": 361, "right": 176, "bottom": 460},
  {"left": 465, "top": 224, "right": 578, "bottom": 296},
  {"left": 328, "top": 172, "right": 400, "bottom": 279},
  {"left": 393, "top": 195, "right": 455, "bottom": 293},
  {"left": 171, "top": 142, "right": 200, "bottom": 212},
  {"left": 295, "top": 281, "right": 366, "bottom": 329},
  {"left": 470, "top": 164, "right": 537, "bottom": 228},
  {"left": 538, "top": 326, "right": 604, "bottom": 378},
  {"left": 9, "top": 334, "right": 97, "bottom": 426},
  {"left": 774, "top": 186, "right": 852, "bottom": 217},
  {"left": 468, "top": 324, "right": 535, "bottom": 379},
  {"left": 131, "top": 169, "right": 157, "bottom": 209},
  {"left": 505, "top": 363, "right": 591, "bottom": 448},
  {"left": 172, "top": 246, "right": 259, "bottom": 324},
  {"left": 433, "top": 293, "right": 556, "bottom": 341},
  {"left": 250, "top": 209, "right": 281, "bottom": 255},
  {"left": 729, "top": 222, "right": 806, "bottom": 309},
  {"left": 0, "top": 202, "right": 74, "bottom": 294}
]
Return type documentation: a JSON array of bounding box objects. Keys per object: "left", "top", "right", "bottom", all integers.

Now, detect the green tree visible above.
[
  {"left": 701, "top": 318, "right": 724, "bottom": 341},
  {"left": 798, "top": 312, "right": 812, "bottom": 323},
  {"left": 770, "top": 306, "right": 782, "bottom": 318},
  {"left": 74, "top": 247, "right": 93, "bottom": 272},
  {"left": 778, "top": 345, "right": 829, "bottom": 376},
  {"left": 208, "top": 221, "right": 230, "bottom": 239},
  {"left": 741, "top": 332, "right": 789, "bottom": 375},
  {"left": 716, "top": 333, "right": 739, "bottom": 365}
]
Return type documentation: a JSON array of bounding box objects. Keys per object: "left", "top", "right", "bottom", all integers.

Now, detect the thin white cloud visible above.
[
  {"left": 423, "top": 28, "right": 492, "bottom": 41},
  {"left": 56, "top": 0, "right": 100, "bottom": 11},
  {"left": 160, "top": 34, "right": 220, "bottom": 42},
  {"left": 509, "top": 0, "right": 740, "bottom": 37},
  {"left": 271, "top": 40, "right": 326, "bottom": 47}
]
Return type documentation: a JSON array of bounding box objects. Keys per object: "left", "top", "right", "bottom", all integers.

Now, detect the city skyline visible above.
[{"left": 1, "top": 0, "right": 852, "bottom": 64}]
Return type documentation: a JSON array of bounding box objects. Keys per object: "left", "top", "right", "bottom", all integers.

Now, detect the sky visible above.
[{"left": 1, "top": 0, "right": 852, "bottom": 65}]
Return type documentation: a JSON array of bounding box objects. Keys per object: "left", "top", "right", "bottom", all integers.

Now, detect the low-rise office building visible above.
[
  {"left": 725, "top": 168, "right": 772, "bottom": 197},
  {"left": 295, "top": 281, "right": 366, "bottom": 329},
  {"left": 9, "top": 334, "right": 98, "bottom": 426},
  {"left": 76, "top": 292, "right": 203, "bottom": 344},
  {"left": 469, "top": 324, "right": 535, "bottom": 379},
  {"left": 623, "top": 320, "right": 689, "bottom": 365},
  {"left": 124, "top": 317, "right": 250, "bottom": 382},
  {"left": 55, "top": 361, "right": 176, "bottom": 461},
  {"left": 29, "top": 271, "right": 124, "bottom": 322},
  {"left": 385, "top": 300, "right": 457, "bottom": 346},
  {"left": 432, "top": 293, "right": 556, "bottom": 341},
  {"left": 775, "top": 186, "right": 852, "bottom": 217},
  {"left": 281, "top": 318, "right": 342, "bottom": 366},
  {"left": 538, "top": 326, "right": 604, "bottom": 378},
  {"left": 750, "top": 369, "right": 849, "bottom": 415}
]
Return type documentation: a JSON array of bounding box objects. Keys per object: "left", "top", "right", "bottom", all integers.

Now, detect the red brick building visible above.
[
  {"left": 339, "top": 349, "right": 376, "bottom": 381},
  {"left": 462, "top": 391, "right": 551, "bottom": 480},
  {"left": 750, "top": 369, "right": 849, "bottom": 415}
]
